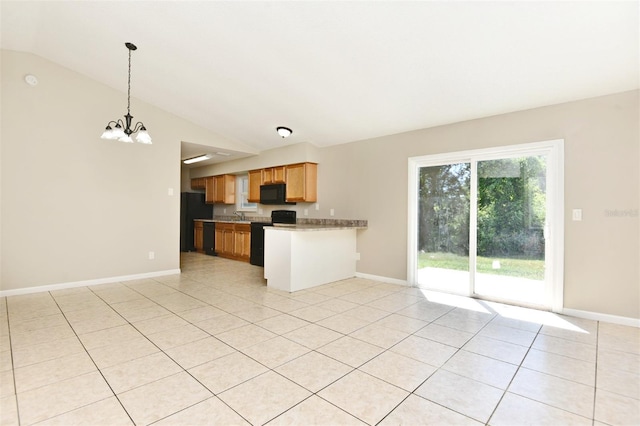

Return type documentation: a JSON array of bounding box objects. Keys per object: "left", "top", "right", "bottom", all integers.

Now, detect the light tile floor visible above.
[{"left": 1, "top": 253, "right": 639, "bottom": 425}]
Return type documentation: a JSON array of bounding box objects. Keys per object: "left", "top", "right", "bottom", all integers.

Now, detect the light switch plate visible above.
[{"left": 572, "top": 209, "right": 582, "bottom": 221}]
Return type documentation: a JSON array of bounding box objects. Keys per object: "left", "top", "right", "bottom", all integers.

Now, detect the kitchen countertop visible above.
[
  {"left": 269, "top": 224, "right": 367, "bottom": 231},
  {"left": 193, "top": 219, "right": 252, "bottom": 224},
  {"left": 194, "top": 218, "right": 368, "bottom": 229}
]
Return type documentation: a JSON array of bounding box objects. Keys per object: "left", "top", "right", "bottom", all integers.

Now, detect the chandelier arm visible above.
[
  {"left": 131, "top": 122, "right": 147, "bottom": 133},
  {"left": 104, "top": 119, "right": 124, "bottom": 128}
]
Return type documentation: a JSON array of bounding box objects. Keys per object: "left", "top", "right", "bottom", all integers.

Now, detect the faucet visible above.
[{"left": 233, "top": 211, "right": 246, "bottom": 221}]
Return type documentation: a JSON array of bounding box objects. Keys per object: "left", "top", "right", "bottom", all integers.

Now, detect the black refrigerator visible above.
[{"left": 180, "top": 192, "right": 213, "bottom": 252}]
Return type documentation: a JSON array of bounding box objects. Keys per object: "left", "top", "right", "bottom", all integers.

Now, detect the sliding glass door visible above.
[
  {"left": 408, "top": 141, "right": 563, "bottom": 310},
  {"left": 417, "top": 162, "right": 471, "bottom": 295},
  {"left": 474, "top": 156, "right": 547, "bottom": 306}
]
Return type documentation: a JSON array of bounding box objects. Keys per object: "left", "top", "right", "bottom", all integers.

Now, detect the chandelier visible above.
[{"left": 100, "top": 42, "right": 152, "bottom": 144}]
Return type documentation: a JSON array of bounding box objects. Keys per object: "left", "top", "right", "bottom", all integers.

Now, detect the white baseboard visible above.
[
  {"left": 562, "top": 308, "right": 640, "bottom": 328},
  {"left": 0, "top": 269, "right": 182, "bottom": 298},
  {"left": 355, "top": 272, "right": 409, "bottom": 286},
  {"left": 358, "top": 272, "right": 639, "bottom": 328}
]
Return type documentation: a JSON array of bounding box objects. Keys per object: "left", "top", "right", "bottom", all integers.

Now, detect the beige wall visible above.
[
  {"left": 0, "top": 50, "right": 232, "bottom": 291},
  {"left": 190, "top": 91, "right": 639, "bottom": 319},
  {"left": 3, "top": 50, "right": 638, "bottom": 319},
  {"left": 329, "top": 90, "right": 638, "bottom": 319}
]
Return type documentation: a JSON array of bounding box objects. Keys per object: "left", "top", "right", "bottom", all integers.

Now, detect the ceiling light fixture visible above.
[
  {"left": 276, "top": 126, "right": 293, "bottom": 138},
  {"left": 100, "top": 42, "right": 152, "bottom": 144},
  {"left": 183, "top": 154, "right": 212, "bottom": 164}
]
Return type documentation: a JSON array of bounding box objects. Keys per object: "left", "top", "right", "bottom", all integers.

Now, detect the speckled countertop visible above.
[{"left": 193, "top": 217, "right": 368, "bottom": 229}]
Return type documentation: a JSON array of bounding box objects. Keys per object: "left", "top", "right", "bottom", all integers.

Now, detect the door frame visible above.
[{"left": 407, "top": 139, "right": 564, "bottom": 312}]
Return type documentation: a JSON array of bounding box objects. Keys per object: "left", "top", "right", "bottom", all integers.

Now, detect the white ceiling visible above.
[{"left": 2, "top": 1, "right": 638, "bottom": 165}]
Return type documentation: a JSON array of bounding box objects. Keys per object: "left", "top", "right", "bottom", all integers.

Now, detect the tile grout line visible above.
[
  {"left": 87, "top": 283, "right": 255, "bottom": 426},
  {"left": 591, "top": 321, "right": 600, "bottom": 426},
  {"left": 3, "top": 297, "right": 22, "bottom": 426},
  {"left": 150, "top": 271, "right": 420, "bottom": 425},
  {"left": 48, "top": 289, "right": 138, "bottom": 426},
  {"left": 484, "top": 320, "right": 542, "bottom": 425},
  {"left": 8, "top": 256, "right": 626, "bottom": 425}
]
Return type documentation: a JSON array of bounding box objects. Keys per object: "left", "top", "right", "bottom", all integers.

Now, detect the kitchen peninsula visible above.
[{"left": 264, "top": 221, "right": 367, "bottom": 292}]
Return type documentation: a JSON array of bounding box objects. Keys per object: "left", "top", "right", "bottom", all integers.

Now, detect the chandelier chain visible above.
[{"left": 127, "top": 46, "right": 132, "bottom": 115}]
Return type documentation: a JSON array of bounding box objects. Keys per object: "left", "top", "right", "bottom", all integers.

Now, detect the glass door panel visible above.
[
  {"left": 417, "top": 163, "right": 471, "bottom": 295},
  {"left": 474, "top": 155, "right": 547, "bottom": 306}
]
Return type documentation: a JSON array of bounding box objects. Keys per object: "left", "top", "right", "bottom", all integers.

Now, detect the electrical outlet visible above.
[
  {"left": 304, "top": 209, "right": 308, "bottom": 216},
  {"left": 148, "top": 251, "right": 155, "bottom": 260},
  {"left": 330, "top": 209, "right": 335, "bottom": 216},
  {"left": 315, "top": 203, "right": 320, "bottom": 211},
  {"left": 167, "top": 188, "right": 174, "bottom": 196}
]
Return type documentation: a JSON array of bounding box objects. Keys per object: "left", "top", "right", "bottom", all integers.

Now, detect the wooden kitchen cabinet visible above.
[
  {"left": 204, "top": 176, "right": 215, "bottom": 204},
  {"left": 205, "top": 174, "right": 236, "bottom": 204},
  {"left": 214, "top": 222, "right": 251, "bottom": 262},
  {"left": 191, "top": 177, "right": 206, "bottom": 190},
  {"left": 234, "top": 224, "right": 251, "bottom": 260},
  {"left": 194, "top": 220, "right": 204, "bottom": 253},
  {"left": 263, "top": 166, "right": 286, "bottom": 185},
  {"left": 286, "top": 162, "right": 317, "bottom": 202},
  {"left": 214, "top": 174, "right": 236, "bottom": 204},
  {"left": 247, "top": 169, "right": 263, "bottom": 202}
]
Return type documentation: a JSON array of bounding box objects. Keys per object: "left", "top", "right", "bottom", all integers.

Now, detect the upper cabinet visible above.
[
  {"left": 248, "top": 162, "right": 318, "bottom": 203},
  {"left": 191, "top": 177, "right": 206, "bottom": 190},
  {"left": 247, "top": 169, "right": 263, "bottom": 203},
  {"left": 286, "top": 162, "right": 317, "bottom": 203},
  {"left": 205, "top": 174, "right": 236, "bottom": 204},
  {"left": 215, "top": 174, "right": 236, "bottom": 204},
  {"left": 205, "top": 176, "right": 215, "bottom": 203},
  {"left": 263, "top": 166, "right": 286, "bottom": 185}
]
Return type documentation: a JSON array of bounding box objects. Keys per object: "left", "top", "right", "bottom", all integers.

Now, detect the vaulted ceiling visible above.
[{"left": 2, "top": 1, "right": 638, "bottom": 165}]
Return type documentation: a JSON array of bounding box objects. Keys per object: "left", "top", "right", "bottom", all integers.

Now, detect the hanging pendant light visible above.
[{"left": 100, "top": 42, "right": 152, "bottom": 144}]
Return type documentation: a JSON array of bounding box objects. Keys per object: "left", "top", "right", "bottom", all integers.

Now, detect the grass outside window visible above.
[{"left": 418, "top": 252, "right": 544, "bottom": 281}]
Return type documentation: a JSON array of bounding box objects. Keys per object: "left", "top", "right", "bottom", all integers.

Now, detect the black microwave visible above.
[{"left": 260, "top": 183, "right": 295, "bottom": 205}]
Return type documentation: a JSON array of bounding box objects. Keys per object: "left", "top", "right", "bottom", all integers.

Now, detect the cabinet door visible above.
[
  {"left": 273, "top": 166, "right": 286, "bottom": 183},
  {"left": 234, "top": 224, "right": 251, "bottom": 260},
  {"left": 194, "top": 221, "right": 204, "bottom": 252},
  {"left": 214, "top": 175, "right": 236, "bottom": 204},
  {"left": 205, "top": 176, "right": 215, "bottom": 204},
  {"left": 214, "top": 227, "right": 224, "bottom": 253},
  {"left": 248, "top": 169, "right": 263, "bottom": 202},
  {"left": 191, "top": 177, "right": 206, "bottom": 190},
  {"left": 222, "top": 228, "right": 235, "bottom": 255},
  {"left": 286, "top": 163, "right": 317, "bottom": 202},
  {"left": 263, "top": 166, "right": 286, "bottom": 184}
]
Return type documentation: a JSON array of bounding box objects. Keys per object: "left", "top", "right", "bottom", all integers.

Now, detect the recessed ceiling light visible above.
[{"left": 183, "top": 154, "right": 212, "bottom": 164}]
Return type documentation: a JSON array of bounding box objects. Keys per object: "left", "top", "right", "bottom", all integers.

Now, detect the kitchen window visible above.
[{"left": 236, "top": 174, "right": 257, "bottom": 212}]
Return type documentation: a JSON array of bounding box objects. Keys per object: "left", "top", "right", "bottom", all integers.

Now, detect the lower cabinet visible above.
[
  {"left": 214, "top": 222, "right": 251, "bottom": 262},
  {"left": 194, "top": 221, "right": 204, "bottom": 253}
]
